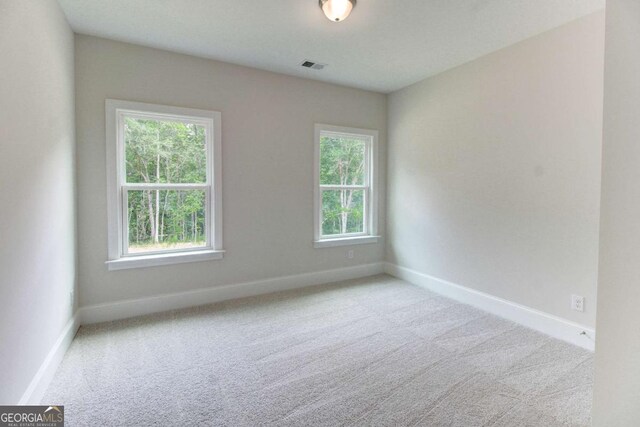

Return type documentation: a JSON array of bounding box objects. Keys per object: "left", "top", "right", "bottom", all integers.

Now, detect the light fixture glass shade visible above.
[{"left": 320, "top": 0, "right": 355, "bottom": 22}]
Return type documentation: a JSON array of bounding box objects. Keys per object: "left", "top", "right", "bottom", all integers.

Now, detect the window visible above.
[
  {"left": 105, "top": 100, "right": 223, "bottom": 270},
  {"left": 314, "top": 124, "right": 379, "bottom": 248}
]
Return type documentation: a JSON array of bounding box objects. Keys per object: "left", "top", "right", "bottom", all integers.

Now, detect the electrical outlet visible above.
[
  {"left": 70, "top": 290, "right": 75, "bottom": 308},
  {"left": 347, "top": 250, "right": 354, "bottom": 259},
  {"left": 571, "top": 295, "right": 584, "bottom": 312}
]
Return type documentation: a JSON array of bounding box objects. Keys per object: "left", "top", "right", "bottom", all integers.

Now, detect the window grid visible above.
[
  {"left": 106, "top": 99, "right": 223, "bottom": 269},
  {"left": 315, "top": 125, "right": 378, "bottom": 243},
  {"left": 116, "top": 110, "right": 214, "bottom": 256}
]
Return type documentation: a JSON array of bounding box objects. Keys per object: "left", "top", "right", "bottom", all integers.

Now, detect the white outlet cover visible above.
[{"left": 571, "top": 294, "right": 585, "bottom": 312}]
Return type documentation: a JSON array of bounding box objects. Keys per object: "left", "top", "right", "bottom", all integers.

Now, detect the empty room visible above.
[{"left": 1, "top": 0, "right": 639, "bottom": 425}]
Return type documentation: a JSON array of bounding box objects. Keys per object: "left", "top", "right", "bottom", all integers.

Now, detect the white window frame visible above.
[
  {"left": 314, "top": 124, "right": 380, "bottom": 248},
  {"left": 105, "top": 99, "right": 224, "bottom": 270}
]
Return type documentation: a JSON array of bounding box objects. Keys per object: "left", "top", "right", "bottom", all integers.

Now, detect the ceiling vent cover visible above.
[{"left": 301, "top": 60, "right": 327, "bottom": 70}]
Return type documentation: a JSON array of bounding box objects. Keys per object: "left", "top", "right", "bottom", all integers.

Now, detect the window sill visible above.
[
  {"left": 106, "top": 249, "right": 225, "bottom": 271},
  {"left": 313, "top": 236, "right": 380, "bottom": 248}
]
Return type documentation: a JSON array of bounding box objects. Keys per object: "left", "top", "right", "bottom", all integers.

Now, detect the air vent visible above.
[{"left": 300, "top": 60, "right": 327, "bottom": 70}]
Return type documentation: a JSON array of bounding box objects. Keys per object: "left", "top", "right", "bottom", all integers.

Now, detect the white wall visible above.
[
  {"left": 386, "top": 12, "right": 604, "bottom": 328},
  {"left": 592, "top": 0, "right": 640, "bottom": 424},
  {"left": 0, "top": 1, "right": 76, "bottom": 404},
  {"left": 75, "top": 35, "right": 386, "bottom": 308}
]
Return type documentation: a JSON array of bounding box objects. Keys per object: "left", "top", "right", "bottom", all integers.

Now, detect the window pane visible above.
[
  {"left": 124, "top": 117, "right": 207, "bottom": 184},
  {"left": 126, "top": 189, "right": 206, "bottom": 254},
  {"left": 319, "top": 134, "right": 366, "bottom": 186},
  {"left": 322, "top": 189, "right": 365, "bottom": 236}
]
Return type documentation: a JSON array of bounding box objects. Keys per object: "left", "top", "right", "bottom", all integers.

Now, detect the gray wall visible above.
[
  {"left": 386, "top": 12, "right": 604, "bottom": 327},
  {"left": 75, "top": 35, "right": 386, "bottom": 307},
  {"left": 0, "top": 1, "right": 76, "bottom": 404},
  {"left": 593, "top": 0, "right": 640, "bottom": 424}
]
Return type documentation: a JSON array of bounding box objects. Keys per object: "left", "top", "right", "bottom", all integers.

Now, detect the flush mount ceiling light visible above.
[{"left": 319, "top": 0, "right": 356, "bottom": 22}]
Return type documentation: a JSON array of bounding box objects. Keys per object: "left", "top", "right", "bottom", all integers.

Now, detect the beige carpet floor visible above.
[{"left": 44, "top": 274, "right": 594, "bottom": 426}]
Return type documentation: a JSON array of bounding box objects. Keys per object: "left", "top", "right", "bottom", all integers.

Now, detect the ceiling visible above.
[{"left": 58, "top": 0, "right": 605, "bottom": 93}]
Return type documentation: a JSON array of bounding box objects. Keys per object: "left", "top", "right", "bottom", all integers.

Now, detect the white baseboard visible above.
[
  {"left": 80, "top": 262, "right": 385, "bottom": 325},
  {"left": 19, "top": 261, "right": 593, "bottom": 406},
  {"left": 19, "top": 314, "right": 80, "bottom": 405},
  {"left": 384, "top": 263, "right": 596, "bottom": 351}
]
